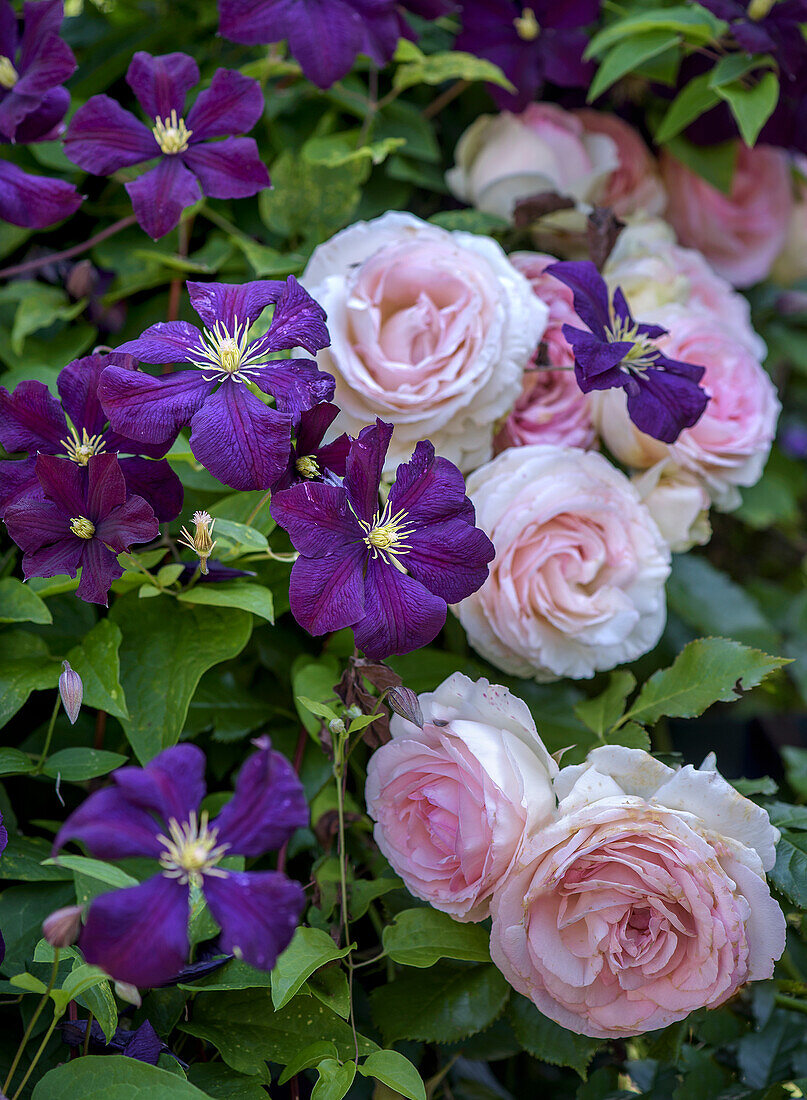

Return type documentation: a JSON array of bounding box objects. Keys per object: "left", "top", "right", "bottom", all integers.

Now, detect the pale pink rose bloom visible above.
[
  {"left": 592, "top": 306, "right": 781, "bottom": 510},
  {"left": 660, "top": 143, "right": 792, "bottom": 287},
  {"left": 456, "top": 446, "right": 670, "bottom": 682},
  {"left": 631, "top": 461, "right": 711, "bottom": 553},
  {"left": 574, "top": 110, "right": 666, "bottom": 219},
  {"left": 365, "top": 673, "right": 557, "bottom": 921},
  {"left": 772, "top": 155, "right": 807, "bottom": 285},
  {"left": 490, "top": 746, "right": 786, "bottom": 1039},
  {"left": 302, "top": 212, "right": 547, "bottom": 473},
  {"left": 495, "top": 252, "right": 596, "bottom": 451}
]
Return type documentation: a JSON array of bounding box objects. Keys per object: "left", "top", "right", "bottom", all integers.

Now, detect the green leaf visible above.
[
  {"left": 10, "top": 971, "right": 48, "bottom": 994},
  {"left": 655, "top": 73, "right": 721, "bottom": 144},
  {"left": 623, "top": 638, "right": 790, "bottom": 728},
  {"left": 307, "top": 965, "right": 350, "bottom": 1019},
  {"left": 382, "top": 908, "right": 491, "bottom": 968},
  {"left": 782, "top": 746, "right": 807, "bottom": 800},
  {"left": 348, "top": 875, "right": 403, "bottom": 920},
  {"left": 292, "top": 656, "right": 340, "bottom": 736},
  {"left": 0, "top": 283, "right": 86, "bottom": 355},
  {"left": 32, "top": 1056, "right": 213, "bottom": 1098},
  {"left": 661, "top": 134, "right": 738, "bottom": 193},
  {"left": 429, "top": 209, "right": 509, "bottom": 234},
  {"left": 44, "top": 855, "right": 139, "bottom": 890},
  {"left": 392, "top": 46, "right": 514, "bottom": 92},
  {"left": 304, "top": 133, "right": 406, "bottom": 167},
  {"left": 211, "top": 518, "right": 269, "bottom": 552},
  {"left": 1, "top": 835, "right": 74, "bottom": 881},
  {"left": 278, "top": 1041, "right": 339, "bottom": 1085},
  {"left": 177, "top": 582, "right": 274, "bottom": 624},
  {"left": 66, "top": 620, "right": 129, "bottom": 720},
  {"left": 297, "top": 697, "right": 339, "bottom": 722},
  {"left": 0, "top": 746, "right": 35, "bottom": 776},
  {"left": 769, "top": 829, "right": 807, "bottom": 907},
  {"left": 42, "top": 748, "right": 128, "bottom": 783},
  {"left": 260, "top": 151, "right": 367, "bottom": 245},
  {"left": 708, "top": 53, "right": 770, "bottom": 88},
  {"left": 77, "top": 975, "right": 118, "bottom": 1042},
  {"left": 110, "top": 595, "right": 253, "bottom": 762},
  {"left": 574, "top": 671, "right": 636, "bottom": 736},
  {"left": 359, "top": 1051, "right": 426, "bottom": 1100},
  {"left": 371, "top": 963, "right": 510, "bottom": 1044},
  {"left": 232, "top": 236, "right": 306, "bottom": 277},
  {"left": 0, "top": 578, "right": 52, "bottom": 624},
  {"left": 179, "top": 958, "right": 272, "bottom": 992},
  {"left": 312, "top": 1059, "right": 356, "bottom": 1100},
  {"left": 715, "top": 72, "right": 779, "bottom": 147},
  {"left": 667, "top": 555, "right": 780, "bottom": 650},
  {"left": 604, "top": 720, "right": 650, "bottom": 751},
  {"left": 0, "top": 631, "right": 61, "bottom": 729},
  {"left": 187, "top": 1064, "right": 271, "bottom": 1100},
  {"left": 586, "top": 6, "right": 725, "bottom": 58},
  {"left": 271, "top": 927, "right": 353, "bottom": 1010},
  {"left": 587, "top": 30, "right": 680, "bottom": 102},
  {"left": 508, "top": 995, "right": 601, "bottom": 1079}
]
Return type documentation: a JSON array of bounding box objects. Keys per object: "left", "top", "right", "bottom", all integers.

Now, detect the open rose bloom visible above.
[{"left": 491, "top": 746, "right": 786, "bottom": 1038}]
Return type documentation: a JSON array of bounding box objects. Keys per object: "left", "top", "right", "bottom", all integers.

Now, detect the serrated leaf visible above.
[
  {"left": 42, "top": 748, "right": 128, "bottom": 783},
  {"left": 392, "top": 45, "right": 514, "bottom": 92},
  {"left": 587, "top": 30, "right": 680, "bottom": 102},
  {"left": 715, "top": 72, "right": 779, "bottom": 147},
  {"left": 769, "top": 829, "right": 807, "bottom": 907},
  {"left": 66, "top": 620, "right": 129, "bottom": 720},
  {"left": 0, "top": 577, "right": 52, "bottom": 624},
  {"left": 382, "top": 908, "right": 491, "bottom": 968},
  {"left": 574, "top": 671, "right": 636, "bottom": 736},
  {"left": 177, "top": 582, "right": 274, "bottom": 624},
  {"left": 271, "top": 927, "right": 353, "bottom": 1010},
  {"left": 358, "top": 1051, "right": 426, "bottom": 1100},
  {"left": 604, "top": 720, "right": 650, "bottom": 751},
  {"left": 508, "top": 995, "right": 601, "bottom": 1079}
]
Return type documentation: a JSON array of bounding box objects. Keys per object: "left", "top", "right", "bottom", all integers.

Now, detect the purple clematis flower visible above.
[
  {"left": 0, "top": 159, "right": 82, "bottom": 227},
  {"left": 548, "top": 260, "right": 709, "bottom": 444},
  {"left": 700, "top": 0, "right": 807, "bottom": 81},
  {"left": 61, "top": 1019, "right": 170, "bottom": 1065},
  {"left": 218, "top": 0, "right": 455, "bottom": 89},
  {"left": 0, "top": 353, "right": 183, "bottom": 521},
  {"left": 99, "top": 277, "right": 333, "bottom": 491},
  {"left": 63, "top": 51, "right": 270, "bottom": 239},
  {"left": 271, "top": 420, "right": 495, "bottom": 659},
  {"left": 456, "top": 0, "right": 599, "bottom": 110},
  {"left": 54, "top": 739, "right": 308, "bottom": 988},
  {"left": 273, "top": 401, "right": 350, "bottom": 491},
  {"left": 3, "top": 452, "right": 159, "bottom": 605},
  {"left": 0, "top": 0, "right": 76, "bottom": 142}
]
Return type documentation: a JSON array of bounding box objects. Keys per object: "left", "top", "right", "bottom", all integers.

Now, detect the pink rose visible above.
[
  {"left": 592, "top": 307, "right": 781, "bottom": 510},
  {"left": 661, "top": 143, "right": 792, "bottom": 287},
  {"left": 457, "top": 446, "right": 670, "bottom": 681},
  {"left": 490, "top": 746, "right": 786, "bottom": 1038},
  {"left": 365, "top": 673, "right": 557, "bottom": 921},
  {"left": 574, "top": 109, "right": 666, "bottom": 219},
  {"left": 632, "top": 462, "right": 711, "bottom": 553},
  {"left": 495, "top": 252, "right": 596, "bottom": 451}
]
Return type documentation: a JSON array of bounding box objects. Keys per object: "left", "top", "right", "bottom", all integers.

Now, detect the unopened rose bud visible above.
[
  {"left": 178, "top": 510, "right": 217, "bottom": 575},
  {"left": 387, "top": 687, "right": 423, "bottom": 729},
  {"left": 42, "top": 904, "right": 83, "bottom": 948},
  {"left": 59, "top": 661, "right": 83, "bottom": 725},
  {"left": 328, "top": 717, "right": 346, "bottom": 737}
]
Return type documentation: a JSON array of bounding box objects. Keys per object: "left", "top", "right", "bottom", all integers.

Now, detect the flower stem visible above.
[
  {"left": 11, "top": 1014, "right": 61, "bottom": 1099},
  {"left": 82, "top": 1012, "right": 94, "bottom": 1056},
  {"left": 245, "top": 489, "right": 272, "bottom": 527},
  {"left": 0, "top": 214, "right": 138, "bottom": 281},
  {"left": 775, "top": 993, "right": 807, "bottom": 1016},
  {"left": 33, "top": 694, "right": 62, "bottom": 776},
  {"left": 3, "top": 951, "right": 60, "bottom": 1095},
  {"left": 334, "top": 729, "right": 359, "bottom": 1063}
]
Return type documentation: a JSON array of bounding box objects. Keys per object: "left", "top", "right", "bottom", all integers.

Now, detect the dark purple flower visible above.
[
  {"left": 274, "top": 401, "right": 350, "bottom": 491},
  {"left": 271, "top": 420, "right": 495, "bottom": 659},
  {"left": 3, "top": 452, "right": 159, "bottom": 605},
  {"left": 0, "top": 159, "right": 82, "bottom": 227},
  {"left": 0, "top": 0, "right": 75, "bottom": 142},
  {"left": 63, "top": 51, "right": 270, "bottom": 239},
  {"left": 218, "top": 0, "right": 455, "bottom": 89},
  {"left": 456, "top": 0, "right": 598, "bottom": 111},
  {"left": 54, "top": 739, "right": 308, "bottom": 987},
  {"left": 701, "top": 0, "right": 807, "bottom": 81},
  {"left": 61, "top": 1019, "right": 170, "bottom": 1066},
  {"left": 0, "top": 353, "right": 183, "bottom": 522},
  {"left": 100, "top": 277, "right": 333, "bottom": 491},
  {"left": 548, "top": 261, "right": 709, "bottom": 444}
]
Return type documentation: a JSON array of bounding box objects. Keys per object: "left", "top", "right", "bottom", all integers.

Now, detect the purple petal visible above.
[
  {"left": 125, "top": 156, "right": 202, "bottom": 240},
  {"left": 186, "top": 278, "right": 285, "bottom": 331},
  {"left": 84, "top": 451, "right": 127, "bottom": 522},
  {"left": 542, "top": 29, "right": 595, "bottom": 88},
  {"left": 316, "top": 436, "right": 350, "bottom": 478},
  {"left": 187, "top": 381, "right": 292, "bottom": 491},
  {"left": 0, "top": 160, "right": 82, "bottom": 228},
  {"left": 658, "top": 353, "right": 706, "bottom": 383},
  {"left": 0, "top": 456, "right": 40, "bottom": 516},
  {"left": 0, "top": 380, "right": 66, "bottom": 454},
  {"left": 183, "top": 136, "right": 270, "bottom": 199},
  {"left": 57, "top": 354, "right": 113, "bottom": 436},
  {"left": 185, "top": 67, "right": 264, "bottom": 140},
  {"left": 80, "top": 875, "right": 190, "bottom": 987},
  {"left": 114, "top": 321, "right": 203, "bottom": 364},
  {"left": 388, "top": 442, "right": 473, "bottom": 526},
  {"left": 12, "top": 85, "right": 70, "bottom": 141},
  {"left": 217, "top": 0, "right": 278, "bottom": 43},
  {"left": 295, "top": 401, "right": 340, "bottom": 453},
  {"left": 75, "top": 538, "right": 125, "bottom": 605},
  {"left": 406, "top": 519, "right": 494, "bottom": 604},
  {"left": 63, "top": 95, "right": 158, "bottom": 174},
  {"left": 343, "top": 420, "right": 392, "bottom": 524},
  {"left": 0, "top": 2, "right": 18, "bottom": 59},
  {"left": 126, "top": 51, "right": 199, "bottom": 120},
  {"left": 12, "top": 29, "right": 74, "bottom": 99},
  {"left": 119, "top": 456, "right": 183, "bottom": 522},
  {"left": 35, "top": 453, "right": 86, "bottom": 515},
  {"left": 564, "top": 328, "right": 632, "bottom": 392},
  {"left": 354, "top": 557, "right": 446, "bottom": 659},
  {"left": 248, "top": 276, "right": 330, "bottom": 357},
  {"left": 251, "top": 358, "right": 334, "bottom": 421},
  {"left": 288, "top": 545, "right": 366, "bottom": 635},
  {"left": 203, "top": 870, "right": 304, "bottom": 972},
  {"left": 122, "top": 1020, "right": 162, "bottom": 1064},
  {"left": 547, "top": 261, "right": 611, "bottom": 338},
  {"left": 4, "top": 496, "right": 71, "bottom": 553},
  {"left": 270, "top": 481, "right": 363, "bottom": 555},
  {"left": 54, "top": 785, "right": 164, "bottom": 860},
  {"left": 112, "top": 744, "right": 207, "bottom": 821},
  {"left": 627, "top": 370, "right": 710, "bottom": 445},
  {"left": 20, "top": 533, "right": 83, "bottom": 582},
  {"left": 95, "top": 493, "right": 159, "bottom": 554},
  {"left": 286, "top": 1, "right": 364, "bottom": 87},
  {"left": 99, "top": 364, "right": 214, "bottom": 445},
  {"left": 213, "top": 738, "right": 308, "bottom": 855},
  {"left": 18, "top": 0, "right": 65, "bottom": 67}
]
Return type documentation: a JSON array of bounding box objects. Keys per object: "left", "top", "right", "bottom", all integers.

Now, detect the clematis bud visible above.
[
  {"left": 386, "top": 687, "right": 423, "bottom": 729},
  {"left": 114, "top": 981, "right": 142, "bottom": 1007},
  {"left": 42, "top": 904, "right": 83, "bottom": 948},
  {"left": 178, "top": 511, "right": 217, "bottom": 575},
  {"left": 59, "top": 661, "right": 83, "bottom": 725},
  {"left": 328, "top": 717, "right": 346, "bottom": 737}
]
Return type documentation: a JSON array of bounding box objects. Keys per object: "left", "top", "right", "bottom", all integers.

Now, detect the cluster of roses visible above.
[{"left": 367, "top": 673, "right": 787, "bottom": 1039}]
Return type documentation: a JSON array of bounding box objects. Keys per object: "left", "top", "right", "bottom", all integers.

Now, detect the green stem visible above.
[
  {"left": 334, "top": 733, "right": 359, "bottom": 1063},
  {"left": 33, "top": 694, "right": 62, "bottom": 776},
  {"left": 3, "top": 952, "right": 59, "bottom": 1094},
  {"left": 245, "top": 489, "right": 272, "bottom": 527},
  {"left": 82, "top": 1011, "right": 94, "bottom": 1056},
  {"left": 775, "top": 993, "right": 807, "bottom": 1016},
  {"left": 12, "top": 1014, "right": 61, "bottom": 1099}
]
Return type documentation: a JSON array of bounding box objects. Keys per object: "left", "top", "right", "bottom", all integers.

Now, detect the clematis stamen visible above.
[
  {"left": 178, "top": 510, "right": 217, "bottom": 574},
  {"left": 152, "top": 109, "right": 192, "bottom": 154},
  {"left": 0, "top": 55, "right": 18, "bottom": 88},
  {"left": 607, "top": 312, "right": 662, "bottom": 376},
  {"left": 61, "top": 425, "right": 107, "bottom": 466},
  {"left": 186, "top": 317, "right": 268, "bottom": 383},
  {"left": 156, "top": 810, "right": 231, "bottom": 887},
  {"left": 358, "top": 500, "right": 416, "bottom": 573},
  {"left": 514, "top": 8, "right": 540, "bottom": 40},
  {"left": 69, "top": 515, "right": 96, "bottom": 539},
  {"left": 295, "top": 455, "right": 321, "bottom": 479}
]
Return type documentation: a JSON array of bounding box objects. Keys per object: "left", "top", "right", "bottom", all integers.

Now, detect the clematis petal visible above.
[
  {"left": 85, "top": 451, "right": 127, "bottom": 523},
  {"left": 250, "top": 358, "right": 334, "bottom": 421},
  {"left": 63, "top": 95, "right": 158, "bottom": 174},
  {"left": 112, "top": 745, "right": 207, "bottom": 824},
  {"left": 114, "top": 321, "right": 204, "bottom": 365},
  {"left": 75, "top": 538, "right": 125, "bottom": 605},
  {"left": 183, "top": 136, "right": 270, "bottom": 199},
  {"left": 95, "top": 494, "right": 159, "bottom": 554},
  {"left": 0, "top": 456, "right": 40, "bottom": 516},
  {"left": 126, "top": 51, "right": 200, "bottom": 119},
  {"left": 406, "top": 519, "right": 494, "bottom": 604},
  {"left": 12, "top": 30, "right": 74, "bottom": 100},
  {"left": 54, "top": 785, "right": 164, "bottom": 860},
  {"left": 0, "top": 1, "right": 17, "bottom": 58},
  {"left": 388, "top": 442, "right": 474, "bottom": 526},
  {"left": 564, "top": 328, "right": 631, "bottom": 392},
  {"left": 118, "top": 456, "right": 184, "bottom": 522},
  {"left": 547, "top": 261, "right": 612, "bottom": 338},
  {"left": 295, "top": 401, "right": 341, "bottom": 454},
  {"left": 217, "top": 0, "right": 278, "bottom": 43},
  {"left": 57, "top": 355, "right": 110, "bottom": 437},
  {"left": 35, "top": 453, "right": 86, "bottom": 515},
  {"left": 0, "top": 380, "right": 66, "bottom": 454},
  {"left": 4, "top": 497, "right": 71, "bottom": 553},
  {"left": 12, "top": 85, "right": 70, "bottom": 142},
  {"left": 0, "top": 160, "right": 82, "bottom": 228},
  {"left": 246, "top": 276, "right": 330, "bottom": 356},
  {"left": 627, "top": 370, "right": 710, "bottom": 445},
  {"left": 213, "top": 737, "right": 308, "bottom": 855},
  {"left": 285, "top": 0, "right": 364, "bottom": 88},
  {"left": 18, "top": 0, "right": 66, "bottom": 67},
  {"left": 354, "top": 557, "right": 447, "bottom": 659},
  {"left": 270, "top": 481, "right": 363, "bottom": 555},
  {"left": 187, "top": 382, "right": 292, "bottom": 491},
  {"left": 203, "top": 870, "right": 304, "bottom": 972},
  {"left": 99, "top": 364, "right": 214, "bottom": 445},
  {"left": 288, "top": 545, "right": 366, "bottom": 635},
  {"left": 185, "top": 68, "right": 264, "bottom": 140},
  {"left": 186, "top": 278, "right": 285, "bottom": 331},
  {"left": 19, "top": 535, "right": 83, "bottom": 582},
  {"left": 79, "top": 875, "right": 190, "bottom": 987},
  {"left": 125, "top": 156, "right": 202, "bottom": 240},
  {"left": 343, "top": 420, "right": 392, "bottom": 524}
]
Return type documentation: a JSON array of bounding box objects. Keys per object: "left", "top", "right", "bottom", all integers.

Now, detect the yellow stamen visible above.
[
  {"left": 295, "top": 455, "right": 321, "bottom": 479},
  {"left": 514, "top": 8, "right": 539, "bottom": 40},
  {"left": 187, "top": 316, "right": 266, "bottom": 383},
  {"left": 358, "top": 501, "right": 415, "bottom": 574},
  {"left": 0, "top": 56, "right": 18, "bottom": 88},
  {"left": 70, "top": 516, "right": 95, "bottom": 540},
  {"left": 747, "top": 0, "right": 776, "bottom": 18},
  {"left": 607, "top": 309, "right": 661, "bottom": 375},
  {"left": 152, "top": 109, "right": 192, "bottom": 155},
  {"left": 61, "top": 426, "right": 107, "bottom": 466},
  {"left": 156, "top": 810, "right": 230, "bottom": 888}
]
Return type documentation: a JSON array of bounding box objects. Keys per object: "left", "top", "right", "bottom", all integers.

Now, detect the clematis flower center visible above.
[
  {"left": 69, "top": 516, "right": 95, "bottom": 539},
  {"left": 0, "top": 56, "right": 18, "bottom": 88},
  {"left": 152, "top": 109, "right": 192, "bottom": 154},
  {"left": 157, "top": 810, "right": 230, "bottom": 887},
  {"left": 296, "top": 455, "right": 321, "bottom": 479},
  {"left": 747, "top": 0, "right": 776, "bottom": 18},
  {"left": 187, "top": 317, "right": 267, "bottom": 383},
  {"left": 514, "top": 8, "right": 540, "bottom": 40},
  {"left": 178, "top": 510, "right": 217, "bottom": 575},
  {"left": 358, "top": 501, "right": 415, "bottom": 573},
  {"left": 61, "top": 426, "right": 107, "bottom": 466},
  {"left": 607, "top": 313, "right": 661, "bottom": 375}
]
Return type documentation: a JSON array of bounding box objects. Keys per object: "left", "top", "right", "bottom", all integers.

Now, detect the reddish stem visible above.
[
  {"left": 93, "top": 710, "right": 107, "bottom": 751},
  {"left": 0, "top": 214, "right": 137, "bottom": 281},
  {"left": 276, "top": 726, "right": 307, "bottom": 876}
]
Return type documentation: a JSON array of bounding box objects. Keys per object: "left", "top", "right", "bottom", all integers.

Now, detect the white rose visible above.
[{"left": 632, "top": 461, "right": 711, "bottom": 553}]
